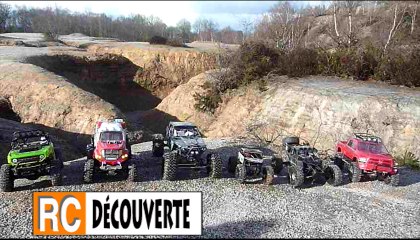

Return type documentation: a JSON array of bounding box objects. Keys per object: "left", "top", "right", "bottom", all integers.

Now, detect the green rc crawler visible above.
[{"left": 0, "top": 130, "right": 64, "bottom": 192}]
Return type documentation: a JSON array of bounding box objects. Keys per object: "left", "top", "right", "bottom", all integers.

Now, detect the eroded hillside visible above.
[
  {"left": 1, "top": 32, "right": 418, "bottom": 159},
  {"left": 154, "top": 72, "right": 420, "bottom": 158}
]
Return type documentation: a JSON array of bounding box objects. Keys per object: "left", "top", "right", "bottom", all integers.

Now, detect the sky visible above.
[{"left": 7, "top": 1, "right": 326, "bottom": 30}]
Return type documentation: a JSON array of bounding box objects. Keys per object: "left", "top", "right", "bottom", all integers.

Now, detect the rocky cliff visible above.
[
  {"left": 155, "top": 72, "right": 420, "bottom": 158},
  {"left": 0, "top": 62, "right": 123, "bottom": 141},
  {"left": 86, "top": 43, "right": 218, "bottom": 98}
]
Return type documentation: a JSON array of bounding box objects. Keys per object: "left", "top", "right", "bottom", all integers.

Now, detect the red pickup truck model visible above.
[{"left": 336, "top": 133, "right": 399, "bottom": 186}]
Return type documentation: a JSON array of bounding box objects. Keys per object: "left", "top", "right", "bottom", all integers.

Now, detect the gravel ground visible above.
[{"left": 0, "top": 138, "right": 419, "bottom": 238}]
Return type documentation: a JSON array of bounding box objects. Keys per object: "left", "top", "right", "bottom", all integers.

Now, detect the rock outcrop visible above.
[
  {"left": 87, "top": 43, "right": 218, "bottom": 98},
  {"left": 155, "top": 72, "right": 420, "bottom": 158},
  {"left": 0, "top": 61, "right": 123, "bottom": 137}
]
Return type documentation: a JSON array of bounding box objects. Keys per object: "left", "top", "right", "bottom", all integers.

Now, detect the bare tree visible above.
[
  {"left": 238, "top": 17, "right": 253, "bottom": 43},
  {"left": 246, "top": 119, "right": 292, "bottom": 151},
  {"left": 411, "top": 1, "right": 419, "bottom": 35},
  {"left": 384, "top": 2, "right": 408, "bottom": 52},
  {"left": 0, "top": 2, "right": 11, "bottom": 33},
  {"left": 176, "top": 18, "right": 191, "bottom": 43},
  {"left": 332, "top": 1, "right": 340, "bottom": 39},
  {"left": 345, "top": 1, "right": 361, "bottom": 46}
]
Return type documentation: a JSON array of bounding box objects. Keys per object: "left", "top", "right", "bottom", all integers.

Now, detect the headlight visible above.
[
  {"left": 359, "top": 158, "right": 368, "bottom": 163},
  {"left": 39, "top": 155, "right": 46, "bottom": 160},
  {"left": 394, "top": 162, "right": 399, "bottom": 166},
  {"left": 12, "top": 159, "right": 17, "bottom": 163}
]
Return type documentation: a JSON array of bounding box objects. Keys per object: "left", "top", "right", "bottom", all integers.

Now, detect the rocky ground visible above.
[{"left": 0, "top": 139, "right": 419, "bottom": 239}]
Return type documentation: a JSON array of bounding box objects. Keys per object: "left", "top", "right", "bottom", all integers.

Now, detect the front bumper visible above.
[
  {"left": 359, "top": 163, "right": 397, "bottom": 175},
  {"left": 99, "top": 162, "right": 123, "bottom": 171}
]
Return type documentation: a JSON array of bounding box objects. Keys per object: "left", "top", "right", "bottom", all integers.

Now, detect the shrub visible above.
[
  {"left": 167, "top": 38, "right": 185, "bottom": 47},
  {"left": 376, "top": 48, "right": 420, "bottom": 87},
  {"left": 43, "top": 31, "right": 59, "bottom": 42},
  {"left": 149, "top": 35, "right": 167, "bottom": 45},
  {"left": 193, "top": 85, "right": 222, "bottom": 114},
  {"left": 281, "top": 48, "right": 321, "bottom": 77},
  {"left": 395, "top": 151, "right": 420, "bottom": 170}
]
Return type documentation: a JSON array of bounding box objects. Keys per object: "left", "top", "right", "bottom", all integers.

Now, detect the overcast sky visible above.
[{"left": 7, "top": 1, "right": 326, "bottom": 30}]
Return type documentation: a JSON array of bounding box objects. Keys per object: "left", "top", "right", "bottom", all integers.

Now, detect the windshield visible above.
[
  {"left": 12, "top": 136, "right": 49, "bottom": 149},
  {"left": 173, "top": 126, "right": 201, "bottom": 137},
  {"left": 357, "top": 142, "right": 389, "bottom": 154},
  {"left": 100, "top": 131, "right": 123, "bottom": 141}
]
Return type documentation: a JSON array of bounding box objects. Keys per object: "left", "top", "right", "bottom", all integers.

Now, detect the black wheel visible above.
[
  {"left": 152, "top": 143, "right": 164, "bottom": 157},
  {"left": 262, "top": 165, "right": 274, "bottom": 185},
  {"left": 282, "top": 136, "right": 300, "bottom": 145},
  {"left": 272, "top": 156, "right": 283, "bottom": 174},
  {"left": 348, "top": 162, "right": 362, "bottom": 183},
  {"left": 235, "top": 164, "right": 246, "bottom": 183},
  {"left": 86, "top": 144, "right": 94, "bottom": 160},
  {"left": 209, "top": 153, "right": 222, "bottom": 178},
  {"left": 325, "top": 165, "right": 342, "bottom": 186},
  {"left": 127, "top": 163, "right": 138, "bottom": 182},
  {"left": 384, "top": 173, "right": 399, "bottom": 186},
  {"left": 54, "top": 147, "right": 64, "bottom": 169},
  {"left": 288, "top": 164, "right": 304, "bottom": 188},
  {"left": 127, "top": 142, "right": 132, "bottom": 160},
  {"left": 0, "top": 164, "right": 13, "bottom": 192},
  {"left": 162, "top": 150, "right": 177, "bottom": 181},
  {"left": 83, "top": 159, "right": 95, "bottom": 183},
  {"left": 152, "top": 134, "right": 164, "bottom": 157},
  {"left": 228, "top": 156, "right": 238, "bottom": 174},
  {"left": 50, "top": 159, "right": 63, "bottom": 186}
]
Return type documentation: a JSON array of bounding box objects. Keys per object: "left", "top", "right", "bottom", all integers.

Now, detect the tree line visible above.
[
  {"left": 251, "top": 1, "right": 419, "bottom": 51},
  {"left": 0, "top": 2, "right": 244, "bottom": 44}
]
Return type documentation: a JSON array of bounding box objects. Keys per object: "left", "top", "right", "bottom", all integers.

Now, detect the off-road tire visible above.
[
  {"left": 128, "top": 144, "right": 132, "bottom": 160},
  {"left": 384, "top": 173, "right": 399, "bottom": 186},
  {"left": 50, "top": 159, "right": 63, "bottom": 186},
  {"left": 325, "top": 164, "right": 342, "bottom": 186},
  {"left": 272, "top": 156, "right": 283, "bottom": 174},
  {"left": 288, "top": 164, "right": 304, "bottom": 188},
  {"left": 127, "top": 163, "right": 138, "bottom": 182},
  {"left": 283, "top": 136, "right": 300, "bottom": 145},
  {"left": 162, "top": 151, "right": 177, "bottom": 181},
  {"left": 262, "top": 165, "right": 274, "bottom": 185},
  {"left": 228, "top": 156, "right": 238, "bottom": 174},
  {"left": 152, "top": 134, "right": 165, "bottom": 157},
  {"left": 0, "top": 164, "right": 13, "bottom": 192},
  {"left": 348, "top": 162, "right": 362, "bottom": 183},
  {"left": 235, "top": 164, "right": 246, "bottom": 183},
  {"left": 209, "top": 153, "right": 222, "bottom": 178},
  {"left": 83, "top": 159, "right": 95, "bottom": 183},
  {"left": 152, "top": 144, "right": 164, "bottom": 157},
  {"left": 54, "top": 148, "right": 64, "bottom": 169},
  {"left": 86, "top": 144, "right": 94, "bottom": 160}
]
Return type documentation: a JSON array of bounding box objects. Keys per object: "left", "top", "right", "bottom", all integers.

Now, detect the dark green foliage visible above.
[
  {"left": 194, "top": 40, "right": 420, "bottom": 114},
  {"left": 279, "top": 48, "right": 320, "bottom": 77},
  {"left": 395, "top": 151, "right": 420, "bottom": 170},
  {"left": 149, "top": 36, "right": 167, "bottom": 45},
  {"left": 193, "top": 84, "right": 222, "bottom": 114},
  {"left": 375, "top": 48, "right": 420, "bottom": 87}
]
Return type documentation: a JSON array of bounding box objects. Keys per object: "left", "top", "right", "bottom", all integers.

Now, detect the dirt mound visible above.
[
  {"left": 0, "top": 61, "right": 123, "bottom": 153},
  {"left": 86, "top": 43, "right": 219, "bottom": 98},
  {"left": 155, "top": 72, "right": 420, "bottom": 158}
]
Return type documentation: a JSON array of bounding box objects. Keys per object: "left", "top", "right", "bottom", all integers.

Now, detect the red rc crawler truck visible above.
[
  {"left": 335, "top": 133, "right": 399, "bottom": 186},
  {"left": 84, "top": 118, "right": 137, "bottom": 183}
]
